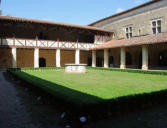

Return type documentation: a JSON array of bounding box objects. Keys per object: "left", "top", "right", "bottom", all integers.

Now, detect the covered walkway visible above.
[{"left": 91, "top": 32, "right": 167, "bottom": 70}]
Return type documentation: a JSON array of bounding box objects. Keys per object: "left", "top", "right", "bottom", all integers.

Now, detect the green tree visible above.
[{"left": 0, "top": 10, "right": 2, "bottom": 15}]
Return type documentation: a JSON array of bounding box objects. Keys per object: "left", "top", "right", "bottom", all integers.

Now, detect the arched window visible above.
[{"left": 126, "top": 52, "right": 132, "bottom": 65}]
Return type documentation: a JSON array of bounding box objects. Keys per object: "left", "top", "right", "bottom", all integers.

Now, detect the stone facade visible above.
[
  {"left": 88, "top": 0, "right": 167, "bottom": 70},
  {"left": 91, "top": 1, "right": 167, "bottom": 40}
]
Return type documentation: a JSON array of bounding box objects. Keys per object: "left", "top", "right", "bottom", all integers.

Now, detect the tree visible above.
[{"left": 0, "top": 10, "right": 2, "bottom": 15}]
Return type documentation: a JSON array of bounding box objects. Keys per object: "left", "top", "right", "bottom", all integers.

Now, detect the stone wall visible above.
[{"left": 91, "top": 1, "right": 167, "bottom": 40}]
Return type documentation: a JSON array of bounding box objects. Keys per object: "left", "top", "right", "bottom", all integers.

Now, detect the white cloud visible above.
[{"left": 116, "top": 8, "right": 125, "bottom": 13}]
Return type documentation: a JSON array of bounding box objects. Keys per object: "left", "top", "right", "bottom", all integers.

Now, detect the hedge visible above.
[{"left": 87, "top": 66, "right": 167, "bottom": 76}]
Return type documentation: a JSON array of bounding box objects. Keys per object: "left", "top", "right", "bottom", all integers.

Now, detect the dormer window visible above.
[
  {"left": 152, "top": 20, "right": 161, "bottom": 34},
  {"left": 126, "top": 27, "right": 132, "bottom": 38}
]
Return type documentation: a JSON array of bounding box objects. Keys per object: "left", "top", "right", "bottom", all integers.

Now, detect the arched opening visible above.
[
  {"left": 126, "top": 52, "right": 132, "bottom": 65},
  {"left": 109, "top": 56, "right": 114, "bottom": 67},
  {"left": 39, "top": 58, "right": 46, "bottom": 67},
  {"left": 159, "top": 50, "right": 167, "bottom": 67}
]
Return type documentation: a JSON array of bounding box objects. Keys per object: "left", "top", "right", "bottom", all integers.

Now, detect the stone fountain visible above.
[{"left": 65, "top": 64, "right": 87, "bottom": 73}]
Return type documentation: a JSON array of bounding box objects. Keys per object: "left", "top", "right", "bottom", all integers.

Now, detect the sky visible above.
[{"left": 0, "top": 0, "right": 151, "bottom": 25}]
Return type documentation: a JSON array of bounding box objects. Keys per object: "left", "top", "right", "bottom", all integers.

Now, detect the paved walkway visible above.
[{"left": 0, "top": 71, "right": 37, "bottom": 128}]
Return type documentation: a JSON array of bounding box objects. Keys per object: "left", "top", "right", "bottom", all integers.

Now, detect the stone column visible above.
[
  {"left": 75, "top": 49, "right": 80, "bottom": 64},
  {"left": 56, "top": 49, "right": 61, "bottom": 67},
  {"left": 104, "top": 49, "right": 109, "bottom": 68},
  {"left": 120, "top": 47, "right": 126, "bottom": 69},
  {"left": 92, "top": 50, "right": 96, "bottom": 67},
  {"left": 142, "top": 45, "right": 148, "bottom": 70},
  {"left": 12, "top": 47, "right": 17, "bottom": 68},
  {"left": 34, "top": 48, "right": 39, "bottom": 68}
]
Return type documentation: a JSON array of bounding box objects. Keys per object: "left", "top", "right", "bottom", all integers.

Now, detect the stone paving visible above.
[{"left": 0, "top": 71, "right": 37, "bottom": 128}]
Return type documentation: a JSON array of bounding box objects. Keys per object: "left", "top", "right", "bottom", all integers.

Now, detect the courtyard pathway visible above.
[{"left": 0, "top": 71, "right": 37, "bottom": 128}]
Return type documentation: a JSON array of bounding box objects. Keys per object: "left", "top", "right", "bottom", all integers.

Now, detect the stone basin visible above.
[{"left": 65, "top": 64, "right": 87, "bottom": 73}]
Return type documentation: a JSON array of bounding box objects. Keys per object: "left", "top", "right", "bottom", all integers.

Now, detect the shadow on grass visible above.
[{"left": 8, "top": 69, "right": 167, "bottom": 119}]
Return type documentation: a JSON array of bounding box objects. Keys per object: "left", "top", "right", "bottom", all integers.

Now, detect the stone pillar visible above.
[
  {"left": 104, "top": 49, "right": 109, "bottom": 68},
  {"left": 34, "top": 48, "right": 39, "bottom": 68},
  {"left": 142, "top": 45, "right": 148, "bottom": 70},
  {"left": 120, "top": 47, "right": 126, "bottom": 69},
  {"left": 56, "top": 49, "right": 61, "bottom": 67},
  {"left": 12, "top": 47, "right": 17, "bottom": 68},
  {"left": 92, "top": 50, "right": 96, "bottom": 67},
  {"left": 75, "top": 49, "right": 80, "bottom": 64}
]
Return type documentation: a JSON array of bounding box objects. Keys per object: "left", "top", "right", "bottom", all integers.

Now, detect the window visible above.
[
  {"left": 125, "top": 27, "right": 132, "bottom": 38},
  {"left": 152, "top": 20, "right": 161, "bottom": 34}
]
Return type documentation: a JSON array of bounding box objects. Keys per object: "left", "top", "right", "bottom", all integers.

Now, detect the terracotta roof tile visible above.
[{"left": 92, "top": 32, "right": 167, "bottom": 50}]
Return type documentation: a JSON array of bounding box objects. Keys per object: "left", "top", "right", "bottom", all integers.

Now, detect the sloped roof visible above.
[
  {"left": 0, "top": 16, "right": 113, "bottom": 35},
  {"left": 91, "top": 32, "right": 167, "bottom": 50}
]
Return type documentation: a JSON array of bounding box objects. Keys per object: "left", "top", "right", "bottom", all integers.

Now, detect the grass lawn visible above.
[{"left": 12, "top": 69, "right": 167, "bottom": 105}]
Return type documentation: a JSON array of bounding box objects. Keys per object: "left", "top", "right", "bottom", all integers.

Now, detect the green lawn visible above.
[{"left": 12, "top": 69, "right": 167, "bottom": 104}]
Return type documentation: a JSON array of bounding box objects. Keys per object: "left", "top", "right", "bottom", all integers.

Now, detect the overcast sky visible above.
[{"left": 0, "top": 0, "right": 151, "bottom": 25}]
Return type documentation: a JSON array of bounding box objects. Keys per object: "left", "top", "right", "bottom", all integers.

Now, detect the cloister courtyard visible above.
[
  {"left": 2, "top": 67, "right": 167, "bottom": 128},
  {"left": 1, "top": 0, "right": 167, "bottom": 127}
]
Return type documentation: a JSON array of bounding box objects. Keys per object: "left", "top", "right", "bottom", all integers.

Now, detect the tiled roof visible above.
[
  {"left": 91, "top": 32, "right": 167, "bottom": 50},
  {"left": 0, "top": 16, "right": 113, "bottom": 35}
]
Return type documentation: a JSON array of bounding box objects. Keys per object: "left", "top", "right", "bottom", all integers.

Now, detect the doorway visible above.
[{"left": 39, "top": 58, "right": 46, "bottom": 67}]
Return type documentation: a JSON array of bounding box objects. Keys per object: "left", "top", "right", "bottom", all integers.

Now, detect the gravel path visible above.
[{"left": 0, "top": 71, "right": 37, "bottom": 128}]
